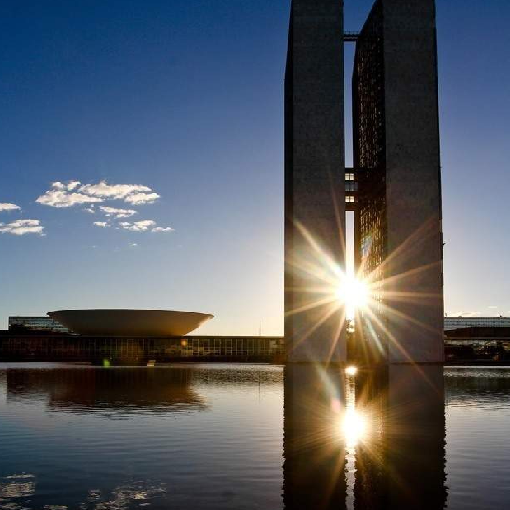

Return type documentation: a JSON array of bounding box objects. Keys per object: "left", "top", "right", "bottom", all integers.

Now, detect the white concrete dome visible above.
[{"left": 47, "top": 309, "right": 214, "bottom": 337}]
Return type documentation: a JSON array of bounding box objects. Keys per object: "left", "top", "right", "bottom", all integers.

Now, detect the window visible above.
[
  {"left": 345, "top": 173, "right": 355, "bottom": 181},
  {"left": 345, "top": 195, "right": 355, "bottom": 203}
]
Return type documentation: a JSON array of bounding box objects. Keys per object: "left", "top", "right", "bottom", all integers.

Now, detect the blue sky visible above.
[{"left": 1, "top": 0, "right": 509, "bottom": 334}]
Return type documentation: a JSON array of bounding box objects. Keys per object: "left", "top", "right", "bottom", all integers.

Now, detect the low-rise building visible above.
[
  {"left": 8, "top": 316, "right": 69, "bottom": 334},
  {"left": 444, "top": 317, "right": 510, "bottom": 331}
]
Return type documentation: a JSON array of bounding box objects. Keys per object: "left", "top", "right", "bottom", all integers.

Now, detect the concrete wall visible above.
[
  {"left": 382, "top": 0, "right": 444, "bottom": 362},
  {"left": 284, "top": 0, "right": 346, "bottom": 362}
]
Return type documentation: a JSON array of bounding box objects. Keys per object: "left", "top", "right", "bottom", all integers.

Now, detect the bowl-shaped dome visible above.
[{"left": 47, "top": 309, "right": 213, "bottom": 337}]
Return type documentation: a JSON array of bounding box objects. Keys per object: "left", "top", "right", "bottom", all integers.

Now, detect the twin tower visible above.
[{"left": 284, "top": 0, "right": 444, "bottom": 364}]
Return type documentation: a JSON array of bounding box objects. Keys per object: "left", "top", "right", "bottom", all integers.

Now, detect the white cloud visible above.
[
  {"left": 36, "top": 180, "right": 160, "bottom": 208},
  {"left": 36, "top": 188, "right": 103, "bottom": 208},
  {"left": 36, "top": 181, "right": 171, "bottom": 236},
  {"left": 67, "top": 181, "right": 81, "bottom": 191},
  {"left": 0, "top": 219, "right": 44, "bottom": 236},
  {"left": 119, "top": 220, "right": 156, "bottom": 232},
  {"left": 124, "top": 192, "right": 160, "bottom": 205},
  {"left": 99, "top": 206, "right": 137, "bottom": 218},
  {"left": 152, "top": 226, "right": 175, "bottom": 233},
  {"left": 0, "top": 203, "right": 21, "bottom": 212},
  {"left": 79, "top": 182, "right": 152, "bottom": 199},
  {"left": 118, "top": 220, "right": 174, "bottom": 233}
]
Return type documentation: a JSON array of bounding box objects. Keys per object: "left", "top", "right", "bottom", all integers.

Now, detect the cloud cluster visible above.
[
  {"left": 119, "top": 220, "right": 156, "bottom": 232},
  {"left": 152, "top": 226, "right": 175, "bottom": 232},
  {"left": 118, "top": 220, "right": 174, "bottom": 233},
  {"left": 0, "top": 180, "right": 174, "bottom": 239},
  {"left": 99, "top": 206, "right": 137, "bottom": 218},
  {"left": 0, "top": 203, "right": 43, "bottom": 236},
  {"left": 92, "top": 218, "right": 174, "bottom": 233},
  {"left": 36, "top": 181, "right": 161, "bottom": 208},
  {"left": 125, "top": 192, "right": 160, "bottom": 205},
  {"left": 0, "top": 219, "right": 44, "bottom": 236},
  {"left": 0, "top": 203, "right": 21, "bottom": 212}
]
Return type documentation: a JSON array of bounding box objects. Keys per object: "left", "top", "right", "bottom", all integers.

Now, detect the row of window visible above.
[{"left": 0, "top": 338, "right": 285, "bottom": 357}]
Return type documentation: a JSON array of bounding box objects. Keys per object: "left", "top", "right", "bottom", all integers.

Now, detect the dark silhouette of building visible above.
[
  {"left": 284, "top": 0, "right": 444, "bottom": 364},
  {"left": 352, "top": 0, "right": 444, "bottom": 364},
  {"left": 0, "top": 331, "right": 284, "bottom": 364},
  {"left": 284, "top": 0, "right": 346, "bottom": 362}
]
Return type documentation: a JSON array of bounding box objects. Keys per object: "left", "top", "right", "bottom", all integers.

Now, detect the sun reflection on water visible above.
[
  {"left": 345, "top": 365, "right": 358, "bottom": 376},
  {"left": 342, "top": 369, "right": 366, "bottom": 510},
  {"left": 342, "top": 407, "right": 367, "bottom": 448}
]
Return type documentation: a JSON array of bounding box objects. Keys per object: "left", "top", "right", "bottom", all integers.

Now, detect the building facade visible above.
[
  {"left": 284, "top": 0, "right": 346, "bottom": 362},
  {"left": 8, "top": 316, "right": 69, "bottom": 334},
  {"left": 445, "top": 317, "right": 510, "bottom": 331},
  {"left": 285, "top": 0, "right": 444, "bottom": 364},
  {"left": 0, "top": 332, "right": 285, "bottom": 363},
  {"left": 352, "top": 0, "right": 444, "bottom": 363}
]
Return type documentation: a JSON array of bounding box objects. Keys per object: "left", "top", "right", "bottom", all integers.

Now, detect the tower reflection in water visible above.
[{"left": 283, "top": 364, "right": 447, "bottom": 509}]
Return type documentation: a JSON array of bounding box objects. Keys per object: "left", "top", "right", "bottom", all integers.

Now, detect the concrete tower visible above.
[
  {"left": 353, "top": 0, "right": 444, "bottom": 363},
  {"left": 284, "top": 0, "right": 346, "bottom": 362}
]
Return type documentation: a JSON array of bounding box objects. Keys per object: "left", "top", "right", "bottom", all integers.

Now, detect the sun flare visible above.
[{"left": 336, "top": 275, "right": 370, "bottom": 319}]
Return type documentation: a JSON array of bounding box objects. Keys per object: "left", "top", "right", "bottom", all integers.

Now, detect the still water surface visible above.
[{"left": 0, "top": 363, "right": 509, "bottom": 509}]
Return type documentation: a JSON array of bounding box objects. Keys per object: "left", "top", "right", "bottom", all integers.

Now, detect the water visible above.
[{"left": 0, "top": 363, "right": 509, "bottom": 509}]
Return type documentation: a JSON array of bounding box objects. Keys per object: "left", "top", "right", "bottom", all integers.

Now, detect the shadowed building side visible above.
[
  {"left": 285, "top": 0, "right": 346, "bottom": 362},
  {"left": 353, "top": 0, "right": 444, "bottom": 363}
]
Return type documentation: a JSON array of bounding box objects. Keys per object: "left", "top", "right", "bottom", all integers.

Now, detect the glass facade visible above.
[
  {"left": 0, "top": 334, "right": 285, "bottom": 363},
  {"left": 353, "top": 0, "right": 387, "bottom": 283}
]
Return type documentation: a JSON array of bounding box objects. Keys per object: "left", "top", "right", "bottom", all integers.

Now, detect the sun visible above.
[{"left": 336, "top": 275, "right": 369, "bottom": 319}]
